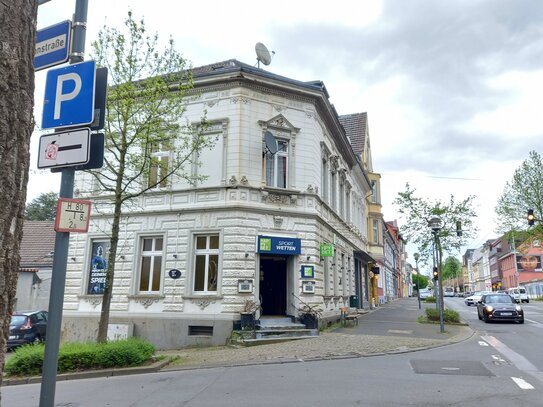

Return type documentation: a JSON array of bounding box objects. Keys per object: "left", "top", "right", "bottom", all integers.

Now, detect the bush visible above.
[
  {"left": 424, "top": 297, "right": 436, "bottom": 303},
  {"left": 4, "top": 338, "right": 155, "bottom": 377},
  {"left": 425, "top": 308, "right": 460, "bottom": 323}
]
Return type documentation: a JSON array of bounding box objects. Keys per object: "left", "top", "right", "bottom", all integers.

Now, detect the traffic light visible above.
[
  {"left": 456, "top": 221, "right": 462, "bottom": 237},
  {"left": 433, "top": 267, "right": 438, "bottom": 281},
  {"left": 527, "top": 209, "right": 535, "bottom": 226}
]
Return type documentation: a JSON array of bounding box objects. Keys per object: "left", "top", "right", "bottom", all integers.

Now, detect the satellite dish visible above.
[
  {"left": 255, "top": 42, "right": 273, "bottom": 67},
  {"left": 264, "top": 131, "right": 278, "bottom": 155}
]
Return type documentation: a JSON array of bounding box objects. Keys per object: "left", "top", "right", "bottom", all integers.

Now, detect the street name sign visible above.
[
  {"left": 42, "top": 60, "right": 96, "bottom": 129},
  {"left": 37, "top": 128, "right": 90, "bottom": 169},
  {"left": 54, "top": 198, "right": 91, "bottom": 233},
  {"left": 34, "top": 20, "right": 71, "bottom": 71}
]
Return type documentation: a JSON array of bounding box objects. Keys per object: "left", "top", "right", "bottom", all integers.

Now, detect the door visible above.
[{"left": 259, "top": 256, "right": 287, "bottom": 315}]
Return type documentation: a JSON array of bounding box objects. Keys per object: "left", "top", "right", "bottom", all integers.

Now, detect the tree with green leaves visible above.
[
  {"left": 495, "top": 150, "right": 543, "bottom": 234},
  {"left": 88, "top": 12, "right": 211, "bottom": 342},
  {"left": 442, "top": 256, "right": 461, "bottom": 281},
  {"left": 25, "top": 192, "right": 58, "bottom": 220},
  {"left": 412, "top": 273, "right": 429, "bottom": 290},
  {"left": 394, "top": 183, "right": 478, "bottom": 265}
]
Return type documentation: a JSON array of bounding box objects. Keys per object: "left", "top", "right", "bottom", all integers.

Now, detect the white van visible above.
[{"left": 507, "top": 287, "right": 529, "bottom": 303}]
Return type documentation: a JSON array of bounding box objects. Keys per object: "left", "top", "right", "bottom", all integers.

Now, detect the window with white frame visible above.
[
  {"left": 138, "top": 236, "right": 164, "bottom": 293},
  {"left": 345, "top": 185, "right": 351, "bottom": 223},
  {"left": 321, "top": 157, "right": 328, "bottom": 203},
  {"left": 372, "top": 219, "right": 380, "bottom": 244},
  {"left": 193, "top": 234, "right": 220, "bottom": 293},
  {"left": 331, "top": 170, "right": 337, "bottom": 210},
  {"left": 148, "top": 141, "right": 171, "bottom": 188},
  {"left": 265, "top": 136, "right": 289, "bottom": 188},
  {"left": 339, "top": 175, "right": 345, "bottom": 218},
  {"left": 371, "top": 180, "right": 378, "bottom": 203}
]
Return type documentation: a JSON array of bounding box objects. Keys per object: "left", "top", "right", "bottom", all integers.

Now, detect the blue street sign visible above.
[
  {"left": 34, "top": 20, "right": 71, "bottom": 71},
  {"left": 42, "top": 60, "right": 96, "bottom": 130}
]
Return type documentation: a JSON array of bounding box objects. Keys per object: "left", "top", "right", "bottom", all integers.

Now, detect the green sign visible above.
[
  {"left": 259, "top": 238, "right": 272, "bottom": 252},
  {"left": 300, "top": 265, "right": 315, "bottom": 278},
  {"left": 320, "top": 243, "right": 334, "bottom": 257}
]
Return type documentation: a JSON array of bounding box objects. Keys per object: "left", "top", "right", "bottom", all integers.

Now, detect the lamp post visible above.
[
  {"left": 414, "top": 253, "right": 421, "bottom": 309},
  {"left": 429, "top": 216, "right": 445, "bottom": 333}
]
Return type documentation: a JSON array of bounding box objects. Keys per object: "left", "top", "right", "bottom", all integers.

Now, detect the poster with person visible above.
[{"left": 87, "top": 241, "right": 110, "bottom": 294}]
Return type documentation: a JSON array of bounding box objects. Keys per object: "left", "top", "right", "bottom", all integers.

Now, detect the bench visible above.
[{"left": 340, "top": 307, "right": 359, "bottom": 326}]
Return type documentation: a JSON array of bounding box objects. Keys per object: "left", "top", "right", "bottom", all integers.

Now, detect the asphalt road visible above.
[{"left": 4, "top": 298, "right": 543, "bottom": 406}]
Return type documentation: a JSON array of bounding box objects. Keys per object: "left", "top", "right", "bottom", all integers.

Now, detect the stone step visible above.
[
  {"left": 255, "top": 328, "right": 318, "bottom": 339},
  {"left": 242, "top": 334, "right": 318, "bottom": 346},
  {"left": 258, "top": 322, "right": 307, "bottom": 330}
]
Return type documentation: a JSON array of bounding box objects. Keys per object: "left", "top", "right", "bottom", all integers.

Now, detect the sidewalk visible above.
[
  {"left": 2, "top": 298, "right": 474, "bottom": 385},
  {"left": 158, "top": 297, "right": 473, "bottom": 371}
]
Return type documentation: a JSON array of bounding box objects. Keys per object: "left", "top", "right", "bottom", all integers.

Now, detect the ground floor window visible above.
[
  {"left": 138, "top": 236, "right": 164, "bottom": 293},
  {"left": 193, "top": 234, "right": 220, "bottom": 293}
]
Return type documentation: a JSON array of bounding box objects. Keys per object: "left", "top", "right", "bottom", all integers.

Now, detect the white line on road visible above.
[
  {"left": 511, "top": 377, "right": 534, "bottom": 390},
  {"left": 482, "top": 335, "right": 543, "bottom": 385},
  {"left": 525, "top": 318, "right": 543, "bottom": 327},
  {"left": 441, "top": 367, "right": 460, "bottom": 371},
  {"left": 478, "top": 341, "right": 489, "bottom": 346},
  {"left": 492, "top": 355, "right": 506, "bottom": 363}
]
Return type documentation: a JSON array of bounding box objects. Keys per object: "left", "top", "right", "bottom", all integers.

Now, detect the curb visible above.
[{"left": 1, "top": 357, "right": 172, "bottom": 387}]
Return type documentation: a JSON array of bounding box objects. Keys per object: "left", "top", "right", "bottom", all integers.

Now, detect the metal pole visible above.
[
  {"left": 39, "top": 1, "right": 88, "bottom": 406},
  {"left": 435, "top": 232, "right": 445, "bottom": 333},
  {"left": 414, "top": 256, "right": 421, "bottom": 309}
]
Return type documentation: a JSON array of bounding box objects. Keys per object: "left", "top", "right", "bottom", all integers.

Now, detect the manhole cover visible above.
[{"left": 410, "top": 359, "right": 494, "bottom": 377}]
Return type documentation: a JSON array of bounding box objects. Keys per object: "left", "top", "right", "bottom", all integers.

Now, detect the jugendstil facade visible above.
[{"left": 62, "top": 60, "right": 374, "bottom": 349}]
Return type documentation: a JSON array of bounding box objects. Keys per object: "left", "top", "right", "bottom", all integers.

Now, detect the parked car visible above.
[
  {"left": 465, "top": 291, "right": 490, "bottom": 306},
  {"left": 507, "top": 287, "right": 529, "bottom": 303},
  {"left": 8, "top": 310, "right": 48, "bottom": 350},
  {"left": 477, "top": 293, "right": 524, "bottom": 323},
  {"left": 444, "top": 287, "right": 455, "bottom": 297}
]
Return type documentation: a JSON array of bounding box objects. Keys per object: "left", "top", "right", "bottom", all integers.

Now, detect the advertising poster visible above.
[
  {"left": 87, "top": 241, "right": 110, "bottom": 294},
  {"left": 516, "top": 254, "right": 542, "bottom": 272}
]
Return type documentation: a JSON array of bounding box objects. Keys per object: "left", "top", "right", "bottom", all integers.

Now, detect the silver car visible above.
[{"left": 465, "top": 291, "right": 491, "bottom": 306}]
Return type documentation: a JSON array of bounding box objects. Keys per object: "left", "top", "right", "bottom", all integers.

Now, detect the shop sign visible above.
[
  {"left": 300, "top": 265, "right": 315, "bottom": 278},
  {"left": 320, "top": 243, "right": 334, "bottom": 257},
  {"left": 257, "top": 235, "right": 301, "bottom": 255}
]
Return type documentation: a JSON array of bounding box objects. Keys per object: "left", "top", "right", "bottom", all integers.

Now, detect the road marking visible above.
[
  {"left": 441, "top": 367, "right": 460, "bottom": 371},
  {"left": 511, "top": 377, "right": 534, "bottom": 390},
  {"left": 525, "top": 318, "right": 543, "bottom": 328},
  {"left": 482, "top": 335, "right": 543, "bottom": 385},
  {"left": 492, "top": 355, "right": 506, "bottom": 363},
  {"left": 388, "top": 329, "right": 413, "bottom": 335},
  {"left": 478, "top": 341, "right": 489, "bottom": 346}
]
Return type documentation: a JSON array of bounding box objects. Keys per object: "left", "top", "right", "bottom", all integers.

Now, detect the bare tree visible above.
[
  {"left": 89, "top": 12, "right": 211, "bottom": 342},
  {"left": 0, "top": 0, "right": 37, "bottom": 388}
]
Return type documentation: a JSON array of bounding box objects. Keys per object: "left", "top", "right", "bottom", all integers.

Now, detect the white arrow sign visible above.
[{"left": 37, "top": 128, "right": 91, "bottom": 169}]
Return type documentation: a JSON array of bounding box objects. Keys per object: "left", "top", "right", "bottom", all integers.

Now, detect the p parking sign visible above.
[{"left": 42, "top": 60, "right": 96, "bottom": 129}]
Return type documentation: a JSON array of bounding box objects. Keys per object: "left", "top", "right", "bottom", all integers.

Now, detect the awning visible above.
[{"left": 354, "top": 250, "right": 375, "bottom": 263}]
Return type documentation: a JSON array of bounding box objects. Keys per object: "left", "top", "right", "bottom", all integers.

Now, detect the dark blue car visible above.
[{"left": 8, "top": 310, "right": 48, "bottom": 350}]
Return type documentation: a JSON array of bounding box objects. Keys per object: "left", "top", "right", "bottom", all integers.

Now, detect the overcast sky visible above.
[{"left": 32, "top": 0, "right": 543, "bottom": 261}]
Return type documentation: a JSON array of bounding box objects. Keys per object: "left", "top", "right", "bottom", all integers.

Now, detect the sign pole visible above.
[{"left": 39, "top": 1, "right": 88, "bottom": 406}]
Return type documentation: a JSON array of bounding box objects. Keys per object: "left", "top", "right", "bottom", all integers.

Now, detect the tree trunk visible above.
[{"left": 0, "top": 0, "right": 37, "bottom": 388}]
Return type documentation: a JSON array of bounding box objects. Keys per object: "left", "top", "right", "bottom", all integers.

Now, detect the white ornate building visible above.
[{"left": 62, "top": 60, "right": 375, "bottom": 348}]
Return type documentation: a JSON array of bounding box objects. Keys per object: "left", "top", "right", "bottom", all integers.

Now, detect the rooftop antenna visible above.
[{"left": 255, "top": 42, "right": 274, "bottom": 68}]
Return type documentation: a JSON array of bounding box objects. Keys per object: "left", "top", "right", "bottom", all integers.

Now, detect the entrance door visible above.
[{"left": 259, "top": 256, "right": 287, "bottom": 316}]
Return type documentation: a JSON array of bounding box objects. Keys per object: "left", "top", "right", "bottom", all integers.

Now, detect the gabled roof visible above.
[
  {"left": 20, "top": 221, "right": 55, "bottom": 269},
  {"left": 338, "top": 112, "right": 367, "bottom": 157}
]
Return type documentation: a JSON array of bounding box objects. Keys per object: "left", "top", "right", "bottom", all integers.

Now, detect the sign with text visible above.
[
  {"left": 257, "top": 235, "right": 301, "bottom": 255},
  {"left": 34, "top": 20, "right": 71, "bottom": 71},
  {"left": 54, "top": 198, "right": 91, "bottom": 233},
  {"left": 320, "top": 243, "right": 334, "bottom": 257},
  {"left": 87, "top": 240, "right": 110, "bottom": 295},
  {"left": 300, "top": 265, "right": 315, "bottom": 278}
]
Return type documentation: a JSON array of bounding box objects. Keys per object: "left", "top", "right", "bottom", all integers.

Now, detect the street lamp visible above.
[
  {"left": 414, "top": 253, "right": 421, "bottom": 309},
  {"left": 428, "top": 216, "right": 445, "bottom": 333}
]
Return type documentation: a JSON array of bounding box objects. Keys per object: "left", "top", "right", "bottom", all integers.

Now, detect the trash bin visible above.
[{"left": 349, "top": 295, "right": 359, "bottom": 308}]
